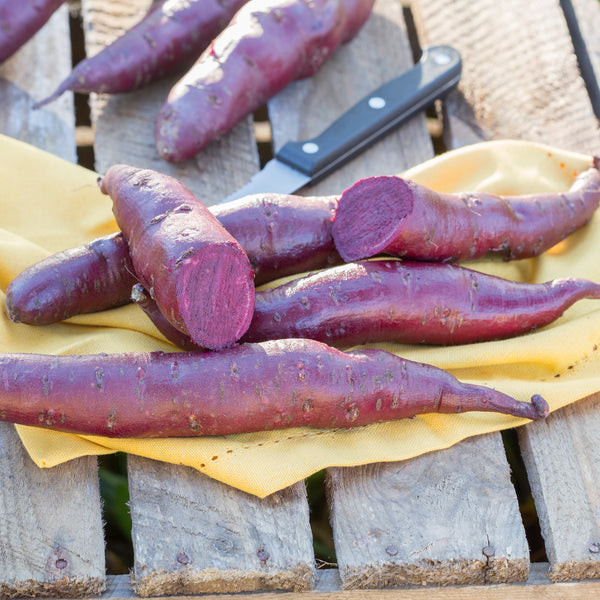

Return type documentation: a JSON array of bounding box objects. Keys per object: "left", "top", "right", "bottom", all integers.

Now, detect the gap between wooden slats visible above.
[{"left": 562, "top": 0, "right": 600, "bottom": 119}]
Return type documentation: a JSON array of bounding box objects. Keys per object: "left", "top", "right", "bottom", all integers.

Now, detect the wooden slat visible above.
[
  {"left": 0, "top": 426, "right": 105, "bottom": 597},
  {"left": 518, "top": 393, "right": 600, "bottom": 581},
  {"left": 527, "top": 5, "right": 600, "bottom": 579},
  {"left": 411, "top": 0, "right": 600, "bottom": 155},
  {"left": 0, "top": 5, "right": 106, "bottom": 597},
  {"left": 328, "top": 434, "right": 530, "bottom": 588},
  {"left": 56, "top": 564, "right": 600, "bottom": 600},
  {"left": 80, "top": 0, "right": 259, "bottom": 203},
  {"left": 412, "top": 0, "right": 600, "bottom": 582},
  {"left": 0, "top": 4, "right": 76, "bottom": 162},
  {"left": 269, "top": 0, "right": 530, "bottom": 588},
  {"left": 80, "top": 0, "right": 315, "bottom": 594},
  {"left": 268, "top": 0, "right": 433, "bottom": 192},
  {"left": 127, "top": 456, "right": 314, "bottom": 596}
]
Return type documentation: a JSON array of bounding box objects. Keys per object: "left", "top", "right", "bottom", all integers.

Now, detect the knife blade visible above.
[{"left": 221, "top": 44, "right": 462, "bottom": 203}]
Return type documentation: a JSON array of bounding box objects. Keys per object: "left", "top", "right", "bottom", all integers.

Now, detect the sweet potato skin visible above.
[
  {"left": 332, "top": 161, "right": 600, "bottom": 262},
  {"left": 33, "top": 0, "right": 249, "bottom": 107},
  {"left": 213, "top": 192, "right": 341, "bottom": 285},
  {"left": 5, "top": 233, "right": 136, "bottom": 325},
  {"left": 0, "top": 0, "right": 66, "bottom": 64},
  {"left": 154, "top": 0, "right": 375, "bottom": 162},
  {"left": 0, "top": 339, "right": 548, "bottom": 437},
  {"left": 99, "top": 164, "right": 255, "bottom": 350},
  {"left": 242, "top": 260, "right": 600, "bottom": 347}
]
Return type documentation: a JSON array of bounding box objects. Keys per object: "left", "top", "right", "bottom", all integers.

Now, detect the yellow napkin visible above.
[{"left": 2, "top": 134, "right": 599, "bottom": 498}]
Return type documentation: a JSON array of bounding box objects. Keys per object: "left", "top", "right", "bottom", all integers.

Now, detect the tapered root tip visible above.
[
  {"left": 32, "top": 90, "right": 62, "bottom": 110},
  {"left": 32, "top": 78, "right": 74, "bottom": 110},
  {"left": 531, "top": 394, "right": 550, "bottom": 419}
]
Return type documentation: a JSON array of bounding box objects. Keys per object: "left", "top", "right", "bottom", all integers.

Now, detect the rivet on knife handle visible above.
[{"left": 276, "top": 45, "right": 461, "bottom": 183}]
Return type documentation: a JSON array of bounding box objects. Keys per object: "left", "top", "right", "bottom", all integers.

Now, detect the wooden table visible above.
[{"left": 1, "top": 0, "right": 600, "bottom": 597}]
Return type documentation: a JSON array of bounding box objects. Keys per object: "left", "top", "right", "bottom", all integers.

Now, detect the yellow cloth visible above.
[{"left": 1, "top": 134, "right": 599, "bottom": 498}]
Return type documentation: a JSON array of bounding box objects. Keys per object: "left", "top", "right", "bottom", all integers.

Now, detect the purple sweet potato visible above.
[
  {"left": 214, "top": 192, "right": 341, "bottom": 285},
  {"left": 33, "top": 0, "right": 249, "bottom": 108},
  {"left": 0, "top": 0, "right": 66, "bottom": 64},
  {"left": 0, "top": 338, "right": 548, "bottom": 437},
  {"left": 6, "top": 191, "right": 340, "bottom": 325},
  {"left": 99, "top": 164, "right": 255, "bottom": 350},
  {"left": 5, "top": 232, "right": 136, "bottom": 325},
  {"left": 154, "top": 0, "right": 375, "bottom": 162},
  {"left": 131, "top": 282, "right": 203, "bottom": 351},
  {"left": 332, "top": 159, "right": 600, "bottom": 262},
  {"left": 241, "top": 260, "right": 600, "bottom": 347}
]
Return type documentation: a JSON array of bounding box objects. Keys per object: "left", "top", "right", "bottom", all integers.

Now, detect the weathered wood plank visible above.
[
  {"left": 0, "top": 5, "right": 106, "bottom": 597},
  {"left": 0, "top": 426, "right": 105, "bottom": 597},
  {"left": 412, "top": 0, "right": 600, "bottom": 581},
  {"left": 268, "top": 0, "right": 530, "bottom": 588},
  {"left": 80, "top": 0, "right": 259, "bottom": 204},
  {"left": 411, "top": 0, "right": 600, "bottom": 155},
  {"left": 56, "top": 564, "right": 600, "bottom": 600},
  {"left": 127, "top": 456, "right": 314, "bottom": 596},
  {"left": 328, "top": 435, "right": 529, "bottom": 588},
  {"left": 80, "top": 1, "right": 315, "bottom": 594},
  {"left": 522, "top": 2, "right": 600, "bottom": 581},
  {"left": 268, "top": 0, "right": 433, "bottom": 193},
  {"left": 518, "top": 394, "right": 600, "bottom": 581},
  {"left": 0, "top": 4, "right": 76, "bottom": 162}
]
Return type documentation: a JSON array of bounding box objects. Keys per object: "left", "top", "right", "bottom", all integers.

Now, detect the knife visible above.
[{"left": 221, "top": 44, "right": 461, "bottom": 203}]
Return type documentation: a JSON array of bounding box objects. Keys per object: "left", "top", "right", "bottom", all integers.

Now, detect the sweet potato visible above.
[
  {"left": 5, "top": 233, "right": 136, "bottom": 325},
  {"left": 0, "top": 338, "right": 548, "bottom": 437},
  {"left": 154, "top": 0, "right": 375, "bottom": 162},
  {"left": 131, "top": 283, "right": 203, "bottom": 351},
  {"left": 6, "top": 191, "right": 339, "bottom": 325},
  {"left": 99, "top": 164, "right": 255, "bottom": 350},
  {"left": 0, "top": 0, "right": 66, "bottom": 64},
  {"left": 332, "top": 159, "right": 600, "bottom": 262},
  {"left": 33, "top": 0, "right": 249, "bottom": 108},
  {"left": 214, "top": 192, "right": 341, "bottom": 284},
  {"left": 242, "top": 260, "right": 600, "bottom": 347}
]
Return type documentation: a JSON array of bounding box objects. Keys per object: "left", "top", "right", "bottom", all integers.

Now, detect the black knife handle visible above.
[{"left": 275, "top": 45, "right": 461, "bottom": 182}]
